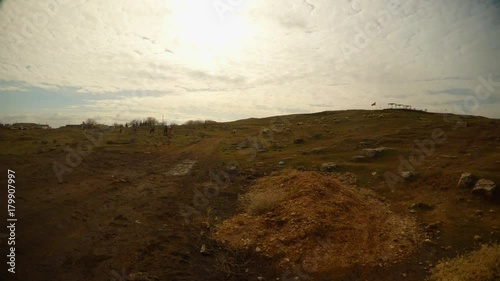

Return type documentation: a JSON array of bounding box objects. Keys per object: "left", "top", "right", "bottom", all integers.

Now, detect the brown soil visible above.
[
  {"left": 214, "top": 170, "right": 422, "bottom": 273},
  {"left": 0, "top": 110, "right": 499, "bottom": 281}
]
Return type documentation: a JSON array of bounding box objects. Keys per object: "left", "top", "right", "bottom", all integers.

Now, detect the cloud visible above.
[
  {"left": 0, "top": 85, "right": 27, "bottom": 92},
  {"left": 0, "top": 0, "right": 499, "bottom": 127}
]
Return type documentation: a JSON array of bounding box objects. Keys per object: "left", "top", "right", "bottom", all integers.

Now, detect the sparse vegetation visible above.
[
  {"left": 127, "top": 117, "right": 160, "bottom": 127},
  {"left": 184, "top": 119, "right": 205, "bottom": 125},
  {"left": 1, "top": 109, "right": 499, "bottom": 280},
  {"left": 83, "top": 118, "right": 98, "bottom": 129},
  {"left": 429, "top": 244, "right": 500, "bottom": 281}
]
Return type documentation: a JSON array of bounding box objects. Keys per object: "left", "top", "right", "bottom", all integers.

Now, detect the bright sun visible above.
[{"left": 167, "top": 1, "right": 254, "bottom": 72}]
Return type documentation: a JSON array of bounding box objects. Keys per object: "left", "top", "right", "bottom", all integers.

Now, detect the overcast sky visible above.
[{"left": 1, "top": 0, "right": 499, "bottom": 127}]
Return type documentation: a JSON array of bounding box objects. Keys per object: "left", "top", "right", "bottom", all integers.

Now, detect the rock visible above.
[
  {"left": 362, "top": 147, "right": 388, "bottom": 158},
  {"left": 458, "top": 173, "right": 476, "bottom": 189},
  {"left": 401, "top": 171, "right": 417, "bottom": 182},
  {"left": 255, "top": 247, "right": 262, "bottom": 253},
  {"left": 257, "top": 277, "right": 265, "bottom": 281},
  {"left": 293, "top": 138, "right": 304, "bottom": 144},
  {"left": 472, "top": 179, "right": 496, "bottom": 199},
  {"left": 410, "top": 203, "right": 433, "bottom": 211},
  {"left": 473, "top": 235, "right": 482, "bottom": 241},
  {"left": 475, "top": 210, "right": 483, "bottom": 217},
  {"left": 200, "top": 244, "right": 207, "bottom": 254},
  {"left": 351, "top": 155, "right": 367, "bottom": 162},
  {"left": 227, "top": 164, "right": 240, "bottom": 175},
  {"left": 423, "top": 239, "right": 435, "bottom": 245},
  {"left": 320, "top": 162, "right": 337, "bottom": 172},
  {"left": 426, "top": 221, "right": 442, "bottom": 230}
]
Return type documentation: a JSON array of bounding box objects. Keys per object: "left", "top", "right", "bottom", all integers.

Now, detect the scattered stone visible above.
[
  {"left": 475, "top": 210, "right": 483, "bottom": 217},
  {"left": 458, "top": 173, "right": 477, "bottom": 189},
  {"left": 362, "top": 147, "right": 389, "bottom": 158},
  {"left": 293, "top": 138, "right": 305, "bottom": 144},
  {"left": 257, "top": 276, "right": 265, "bottom": 281},
  {"left": 423, "top": 239, "right": 435, "bottom": 245},
  {"left": 401, "top": 171, "right": 417, "bottom": 182},
  {"left": 473, "top": 235, "right": 482, "bottom": 241},
  {"left": 255, "top": 247, "right": 262, "bottom": 253},
  {"left": 426, "top": 221, "right": 442, "bottom": 230},
  {"left": 472, "top": 179, "right": 496, "bottom": 199},
  {"left": 200, "top": 244, "right": 207, "bottom": 254},
  {"left": 351, "top": 155, "right": 367, "bottom": 162},
  {"left": 409, "top": 203, "right": 433, "bottom": 211},
  {"left": 320, "top": 162, "right": 338, "bottom": 172}
]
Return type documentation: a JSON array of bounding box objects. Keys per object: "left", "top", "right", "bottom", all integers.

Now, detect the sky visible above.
[{"left": 0, "top": 0, "right": 499, "bottom": 128}]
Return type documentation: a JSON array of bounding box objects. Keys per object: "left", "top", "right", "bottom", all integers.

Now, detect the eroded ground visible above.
[{"left": 0, "top": 109, "right": 499, "bottom": 281}]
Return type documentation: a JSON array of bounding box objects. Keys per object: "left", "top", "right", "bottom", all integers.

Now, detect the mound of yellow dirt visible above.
[{"left": 213, "top": 170, "right": 422, "bottom": 273}]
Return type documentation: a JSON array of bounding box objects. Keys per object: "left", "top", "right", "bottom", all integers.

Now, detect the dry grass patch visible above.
[{"left": 429, "top": 244, "right": 500, "bottom": 281}]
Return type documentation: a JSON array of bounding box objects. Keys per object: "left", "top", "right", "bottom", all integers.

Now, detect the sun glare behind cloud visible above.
[{"left": 167, "top": 1, "right": 254, "bottom": 73}]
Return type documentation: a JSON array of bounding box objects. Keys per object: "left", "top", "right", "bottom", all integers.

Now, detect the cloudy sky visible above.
[{"left": 0, "top": 0, "right": 499, "bottom": 127}]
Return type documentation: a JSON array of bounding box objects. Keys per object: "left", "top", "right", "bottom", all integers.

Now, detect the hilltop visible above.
[{"left": 0, "top": 109, "right": 498, "bottom": 281}]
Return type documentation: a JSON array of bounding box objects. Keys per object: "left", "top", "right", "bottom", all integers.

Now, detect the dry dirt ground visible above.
[{"left": 0, "top": 109, "right": 499, "bottom": 281}]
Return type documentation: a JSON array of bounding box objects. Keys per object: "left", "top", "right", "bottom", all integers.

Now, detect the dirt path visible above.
[{"left": 3, "top": 137, "right": 275, "bottom": 281}]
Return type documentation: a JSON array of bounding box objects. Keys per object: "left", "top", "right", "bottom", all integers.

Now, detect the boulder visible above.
[
  {"left": 472, "top": 179, "right": 496, "bottom": 199},
  {"left": 320, "top": 162, "right": 338, "bottom": 172},
  {"left": 458, "top": 173, "right": 476, "bottom": 189}
]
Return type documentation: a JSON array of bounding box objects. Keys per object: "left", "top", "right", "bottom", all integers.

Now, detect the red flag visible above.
[{"left": 371, "top": 102, "right": 376, "bottom": 106}]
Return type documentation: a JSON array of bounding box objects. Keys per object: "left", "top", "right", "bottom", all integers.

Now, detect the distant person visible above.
[{"left": 163, "top": 125, "right": 168, "bottom": 136}]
